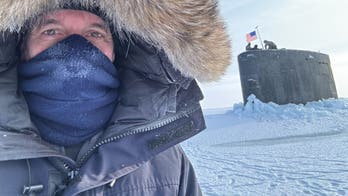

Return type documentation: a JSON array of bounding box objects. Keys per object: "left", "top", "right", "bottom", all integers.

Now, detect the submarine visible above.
[{"left": 238, "top": 41, "right": 338, "bottom": 105}]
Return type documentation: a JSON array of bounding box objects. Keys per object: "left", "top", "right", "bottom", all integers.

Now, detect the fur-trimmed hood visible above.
[{"left": 0, "top": 0, "right": 231, "bottom": 81}]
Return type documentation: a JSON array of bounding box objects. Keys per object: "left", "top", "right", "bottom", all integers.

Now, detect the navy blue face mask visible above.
[{"left": 18, "top": 35, "right": 119, "bottom": 146}]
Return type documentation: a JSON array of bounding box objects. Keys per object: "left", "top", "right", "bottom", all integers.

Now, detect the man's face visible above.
[{"left": 24, "top": 9, "right": 115, "bottom": 61}]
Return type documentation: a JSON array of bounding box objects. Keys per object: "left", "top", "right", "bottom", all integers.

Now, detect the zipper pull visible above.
[
  {"left": 108, "top": 179, "right": 117, "bottom": 188},
  {"left": 68, "top": 170, "right": 79, "bottom": 180},
  {"left": 22, "top": 184, "right": 44, "bottom": 195}
]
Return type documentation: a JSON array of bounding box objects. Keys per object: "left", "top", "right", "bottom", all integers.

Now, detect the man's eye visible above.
[
  {"left": 43, "top": 29, "right": 57, "bottom": 36},
  {"left": 42, "top": 29, "right": 57, "bottom": 36},
  {"left": 89, "top": 31, "right": 104, "bottom": 38}
]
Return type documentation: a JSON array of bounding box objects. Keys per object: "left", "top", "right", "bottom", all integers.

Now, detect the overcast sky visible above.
[{"left": 199, "top": 0, "right": 348, "bottom": 108}]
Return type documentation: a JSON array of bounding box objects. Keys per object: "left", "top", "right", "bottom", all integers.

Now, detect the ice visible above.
[{"left": 182, "top": 96, "right": 348, "bottom": 195}]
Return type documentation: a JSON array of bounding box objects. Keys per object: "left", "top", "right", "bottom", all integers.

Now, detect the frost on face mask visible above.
[{"left": 18, "top": 35, "right": 120, "bottom": 146}]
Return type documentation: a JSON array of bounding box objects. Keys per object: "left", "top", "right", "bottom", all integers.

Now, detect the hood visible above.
[
  {"left": 0, "top": 2, "right": 228, "bottom": 192},
  {"left": 0, "top": 0, "right": 231, "bottom": 82},
  {"left": 0, "top": 0, "right": 228, "bottom": 167}
]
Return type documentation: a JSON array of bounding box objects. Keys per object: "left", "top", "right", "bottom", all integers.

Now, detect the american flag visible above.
[{"left": 246, "top": 31, "right": 257, "bottom": 43}]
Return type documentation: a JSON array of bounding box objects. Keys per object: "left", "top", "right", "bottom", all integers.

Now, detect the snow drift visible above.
[{"left": 183, "top": 95, "right": 348, "bottom": 195}]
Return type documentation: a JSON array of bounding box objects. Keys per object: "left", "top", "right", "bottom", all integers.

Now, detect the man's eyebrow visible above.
[
  {"left": 36, "top": 18, "right": 61, "bottom": 29},
  {"left": 88, "top": 22, "right": 110, "bottom": 32}
]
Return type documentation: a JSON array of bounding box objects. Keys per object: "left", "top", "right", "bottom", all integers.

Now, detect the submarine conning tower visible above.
[{"left": 238, "top": 49, "right": 338, "bottom": 105}]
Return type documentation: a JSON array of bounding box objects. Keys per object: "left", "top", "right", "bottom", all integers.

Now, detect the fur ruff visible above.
[{"left": 0, "top": 0, "right": 231, "bottom": 81}]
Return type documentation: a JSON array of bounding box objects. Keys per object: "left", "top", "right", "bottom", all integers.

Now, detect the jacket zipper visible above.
[
  {"left": 66, "top": 105, "right": 199, "bottom": 180},
  {"left": 49, "top": 156, "right": 77, "bottom": 181}
]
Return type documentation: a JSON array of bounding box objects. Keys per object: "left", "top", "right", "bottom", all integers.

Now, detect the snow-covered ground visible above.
[{"left": 182, "top": 95, "right": 348, "bottom": 195}]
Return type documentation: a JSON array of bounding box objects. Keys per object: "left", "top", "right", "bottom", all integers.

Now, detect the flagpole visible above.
[{"left": 255, "top": 26, "right": 264, "bottom": 49}]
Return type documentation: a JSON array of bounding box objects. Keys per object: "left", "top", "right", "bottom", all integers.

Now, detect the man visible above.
[
  {"left": 264, "top": 40, "right": 278, "bottom": 50},
  {"left": 19, "top": 10, "right": 119, "bottom": 148},
  {"left": 0, "top": 1, "right": 231, "bottom": 195}
]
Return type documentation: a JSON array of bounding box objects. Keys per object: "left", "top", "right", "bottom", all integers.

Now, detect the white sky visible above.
[{"left": 199, "top": 0, "right": 348, "bottom": 109}]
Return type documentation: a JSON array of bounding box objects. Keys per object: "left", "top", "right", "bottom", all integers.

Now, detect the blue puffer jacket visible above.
[{"left": 0, "top": 1, "right": 231, "bottom": 195}]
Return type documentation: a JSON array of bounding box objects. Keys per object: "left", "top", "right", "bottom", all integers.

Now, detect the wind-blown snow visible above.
[{"left": 182, "top": 96, "right": 348, "bottom": 195}]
